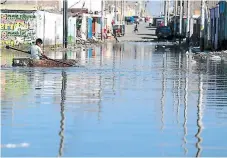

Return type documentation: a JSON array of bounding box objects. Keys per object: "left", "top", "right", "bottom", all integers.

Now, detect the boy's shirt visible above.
[{"left": 30, "top": 44, "right": 43, "bottom": 59}]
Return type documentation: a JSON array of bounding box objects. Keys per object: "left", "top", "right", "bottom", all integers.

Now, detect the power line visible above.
[
  {"left": 69, "top": 0, "right": 82, "bottom": 9},
  {"left": 1, "top": 0, "right": 7, "bottom": 4}
]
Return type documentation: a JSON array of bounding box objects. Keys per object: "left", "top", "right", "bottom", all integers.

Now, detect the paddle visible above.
[
  {"left": 5, "top": 45, "right": 74, "bottom": 67},
  {"left": 5, "top": 45, "right": 30, "bottom": 54}
]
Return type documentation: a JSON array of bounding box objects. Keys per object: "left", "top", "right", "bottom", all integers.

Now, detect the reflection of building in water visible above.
[
  {"left": 64, "top": 74, "right": 101, "bottom": 104},
  {"left": 50, "top": 73, "right": 113, "bottom": 114},
  {"left": 80, "top": 47, "right": 87, "bottom": 65},
  {"left": 122, "top": 43, "right": 150, "bottom": 62},
  {"left": 1, "top": 70, "right": 32, "bottom": 100},
  {"left": 1, "top": 72, "right": 6, "bottom": 99},
  {"left": 46, "top": 50, "right": 79, "bottom": 60},
  {"left": 105, "top": 42, "right": 113, "bottom": 59},
  {"left": 1, "top": 51, "right": 29, "bottom": 66}
]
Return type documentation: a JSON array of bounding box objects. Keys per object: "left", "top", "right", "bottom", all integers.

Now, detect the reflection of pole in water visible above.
[
  {"left": 112, "top": 44, "right": 116, "bottom": 95},
  {"left": 172, "top": 55, "right": 177, "bottom": 119},
  {"left": 161, "top": 52, "right": 166, "bottom": 131},
  {"left": 58, "top": 71, "right": 67, "bottom": 157},
  {"left": 100, "top": 45, "right": 103, "bottom": 67},
  {"left": 183, "top": 54, "right": 189, "bottom": 155},
  {"left": 97, "top": 46, "right": 103, "bottom": 122},
  {"left": 173, "top": 79, "right": 176, "bottom": 118},
  {"left": 177, "top": 52, "right": 181, "bottom": 124},
  {"left": 141, "top": 45, "right": 144, "bottom": 66},
  {"left": 120, "top": 44, "right": 123, "bottom": 64},
  {"left": 134, "top": 45, "right": 137, "bottom": 59},
  {"left": 195, "top": 74, "right": 204, "bottom": 157}
]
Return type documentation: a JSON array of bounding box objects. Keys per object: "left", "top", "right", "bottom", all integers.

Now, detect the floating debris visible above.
[{"left": 1, "top": 143, "right": 30, "bottom": 148}]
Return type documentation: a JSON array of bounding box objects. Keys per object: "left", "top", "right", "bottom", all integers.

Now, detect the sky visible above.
[
  {"left": 147, "top": 1, "right": 163, "bottom": 16},
  {"left": 65, "top": 0, "right": 163, "bottom": 17}
]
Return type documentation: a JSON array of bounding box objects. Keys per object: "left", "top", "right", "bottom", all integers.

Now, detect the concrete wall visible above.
[
  {"left": 1, "top": 10, "right": 37, "bottom": 47},
  {"left": 0, "top": 0, "right": 60, "bottom": 11},
  {"left": 0, "top": 10, "right": 74, "bottom": 47},
  {"left": 35, "top": 11, "right": 63, "bottom": 46},
  {"left": 81, "top": 14, "right": 88, "bottom": 40}
]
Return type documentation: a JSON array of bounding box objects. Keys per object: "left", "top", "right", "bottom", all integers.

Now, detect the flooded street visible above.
[{"left": 1, "top": 42, "right": 227, "bottom": 157}]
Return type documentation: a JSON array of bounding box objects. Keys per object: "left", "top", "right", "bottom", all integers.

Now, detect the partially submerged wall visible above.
[
  {"left": 35, "top": 11, "right": 63, "bottom": 46},
  {"left": 0, "top": 10, "right": 69, "bottom": 48},
  {"left": 1, "top": 10, "right": 37, "bottom": 47}
]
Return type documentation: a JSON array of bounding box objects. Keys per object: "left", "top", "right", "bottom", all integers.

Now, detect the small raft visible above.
[{"left": 12, "top": 58, "right": 77, "bottom": 67}]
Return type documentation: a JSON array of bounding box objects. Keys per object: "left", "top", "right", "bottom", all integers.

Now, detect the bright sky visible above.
[
  {"left": 147, "top": 1, "right": 163, "bottom": 16},
  {"left": 65, "top": 0, "right": 163, "bottom": 16}
]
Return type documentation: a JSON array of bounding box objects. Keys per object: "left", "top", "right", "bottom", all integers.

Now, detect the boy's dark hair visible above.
[{"left": 36, "top": 38, "right": 43, "bottom": 44}]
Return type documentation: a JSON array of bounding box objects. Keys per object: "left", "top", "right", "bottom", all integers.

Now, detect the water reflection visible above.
[
  {"left": 160, "top": 52, "right": 166, "bottom": 131},
  {"left": 58, "top": 71, "right": 67, "bottom": 157},
  {"left": 195, "top": 74, "right": 204, "bottom": 157},
  {"left": 177, "top": 51, "right": 181, "bottom": 125},
  {"left": 1, "top": 42, "right": 227, "bottom": 157},
  {"left": 183, "top": 52, "right": 189, "bottom": 155}
]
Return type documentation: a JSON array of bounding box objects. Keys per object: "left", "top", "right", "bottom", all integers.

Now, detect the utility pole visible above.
[
  {"left": 167, "top": 0, "right": 170, "bottom": 22},
  {"left": 101, "top": 0, "right": 104, "bottom": 40},
  {"left": 200, "top": 0, "right": 205, "bottom": 51},
  {"left": 123, "top": 0, "right": 124, "bottom": 24},
  {"left": 164, "top": 0, "right": 167, "bottom": 26},
  {"left": 206, "top": 2, "right": 211, "bottom": 47},
  {"left": 114, "top": 0, "right": 117, "bottom": 24},
  {"left": 121, "top": 0, "right": 123, "bottom": 24},
  {"left": 186, "top": 0, "right": 190, "bottom": 45},
  {"left": 189, "top": 2, "right": 194, "bottom": 39},
  {"left": 179, "top": 0, "right": 183, "bottom": 44},
  {"left": 63, "top": 0, "right": 68, "bottom": 49},
  {"left": 174, "top": 0, "right": 177, "bottom": 42}
]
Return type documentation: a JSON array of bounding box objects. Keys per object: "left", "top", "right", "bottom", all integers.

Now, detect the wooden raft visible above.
[{"left": 12, "top": 58, "right": 77, "bottom": 67}]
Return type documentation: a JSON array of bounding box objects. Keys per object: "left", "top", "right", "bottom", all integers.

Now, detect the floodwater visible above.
[{"left": 1, "top": 42, "right": 227, "bottom": 157}]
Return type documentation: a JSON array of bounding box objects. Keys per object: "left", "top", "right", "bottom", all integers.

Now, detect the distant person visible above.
[
  {"left": 127, "top": 18, "right": 129, "bottom": 25},
  {"left": 111, "top": 20, "right": 115, "bottom": 26},
  {"left": 30, "top": 38, "right": 47, "bottom": 60},
  {"left": 134, "top": 23, "right": 138, "bottom": 33},
  {"left": 103, "top": 28, "right": 107, "bottom": 39}
]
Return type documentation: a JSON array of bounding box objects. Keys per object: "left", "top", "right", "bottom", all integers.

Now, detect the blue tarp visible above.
[{"left": 87, "top": 17, "right": 92, "bottom": 39}]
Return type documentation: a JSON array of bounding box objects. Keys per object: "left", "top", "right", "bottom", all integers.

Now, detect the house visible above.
[{"left": 66, "top": 0, "right": 104, "bottom": 40}]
